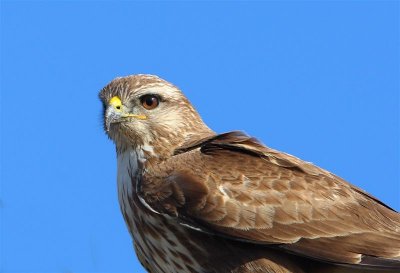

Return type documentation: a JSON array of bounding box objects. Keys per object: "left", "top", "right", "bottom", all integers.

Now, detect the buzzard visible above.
[{"left": 99, "top": 74, "right": 400, "bottom": 273}]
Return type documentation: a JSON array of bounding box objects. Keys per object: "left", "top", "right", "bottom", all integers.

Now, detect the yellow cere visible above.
[
  {"left": 108, "top": 96, "right": 147, "bottom": 120},
  {"left": 109, "top": 96, "right": 122, "bottom": 109}
]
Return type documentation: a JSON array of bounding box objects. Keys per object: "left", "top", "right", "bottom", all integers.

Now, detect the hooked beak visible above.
[{"left": 105, "top": 96, "right": 146, "bottom": 132}]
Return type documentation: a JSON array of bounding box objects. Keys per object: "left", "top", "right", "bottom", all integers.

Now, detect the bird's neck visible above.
[
  {"left": 118, "top": 128, "right": 215, "bottom": 162},
  {"left": 116, "top": 147, "right": 144, "bottom": 199}
]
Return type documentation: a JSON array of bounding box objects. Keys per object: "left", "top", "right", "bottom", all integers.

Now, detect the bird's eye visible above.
[{"left": 140, "top": 95, "right": 159, "bottom": 110}]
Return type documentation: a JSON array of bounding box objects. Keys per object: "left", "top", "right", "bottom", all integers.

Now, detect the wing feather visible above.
[{"left": 140, "top": 131, "right": 400, "bottom": 269}]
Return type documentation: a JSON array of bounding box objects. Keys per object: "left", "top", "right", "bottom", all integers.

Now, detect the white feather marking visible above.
[
  {"left": 243, "top": 176, "right": 252, "bottom": 188},
  {"left": 138, "top": 195, "right": 160, "bottom": 214},
  {"left": 180, "top": 222, "right": 207, "bottom": 233},
  {"left": 142, "top": 144, "right": 155, "bottom": 154},
  {"left": 218, "top": 185, "right": 232, "bottom": 201}
]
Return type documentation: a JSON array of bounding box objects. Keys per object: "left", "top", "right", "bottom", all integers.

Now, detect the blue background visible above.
[{"left": 1, "top": 1, "right": 399, "bottom": 273}]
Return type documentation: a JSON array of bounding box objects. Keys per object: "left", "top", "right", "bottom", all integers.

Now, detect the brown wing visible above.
[{"left": 140, "top": 131, "right": 400, "bottom": 269}]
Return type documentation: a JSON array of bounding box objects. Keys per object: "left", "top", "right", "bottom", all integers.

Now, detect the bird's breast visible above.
[{"left": 115, "top": 148, "right": 306, "bottom": 273}]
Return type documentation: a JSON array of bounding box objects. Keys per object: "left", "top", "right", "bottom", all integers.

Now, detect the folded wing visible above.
[{"left": 140, "top": 131, "right": 400, "bottom": 269}]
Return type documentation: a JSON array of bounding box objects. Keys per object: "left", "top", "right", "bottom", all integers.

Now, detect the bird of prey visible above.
[{"left": 99, "top": 74, "right": 400, "bottom": 273}]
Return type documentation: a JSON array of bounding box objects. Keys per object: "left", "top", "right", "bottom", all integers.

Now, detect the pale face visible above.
[{"left": 99, "top": 75, "right": 209, "bottom": 153}]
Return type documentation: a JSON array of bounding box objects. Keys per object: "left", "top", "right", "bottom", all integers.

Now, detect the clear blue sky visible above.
[{"left": 1, "top": 1, "right": 398, "bottom": 273}]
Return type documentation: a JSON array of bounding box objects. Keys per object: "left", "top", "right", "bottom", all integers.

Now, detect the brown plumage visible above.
[{"left": 99, "top": 74, "right": 400, "bottom": 273}]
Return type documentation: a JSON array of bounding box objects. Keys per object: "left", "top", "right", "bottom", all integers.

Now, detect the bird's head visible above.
[{"left": 99, "top": 74, "right": 213, "bottom": 157}]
